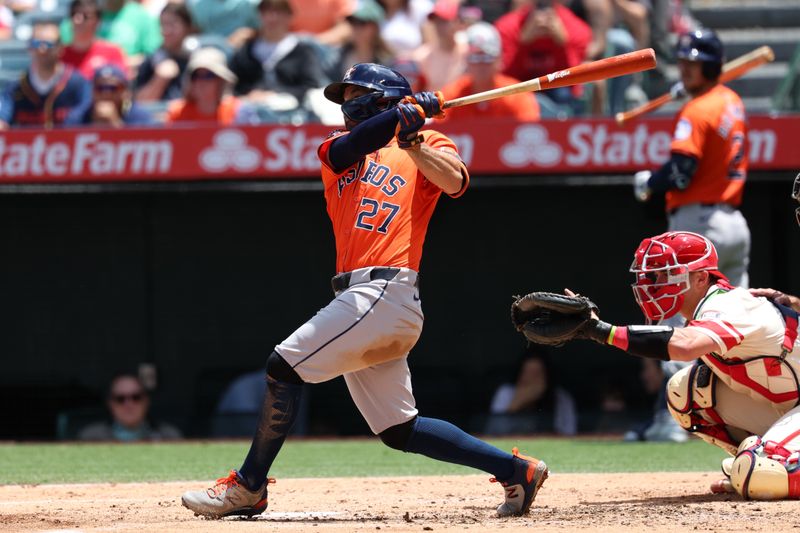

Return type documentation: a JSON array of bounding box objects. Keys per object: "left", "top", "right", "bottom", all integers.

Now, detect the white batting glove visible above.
[
  {"left": 633, "top": 170, "right": 652, "bottom": 202},
  {"left": 669, "top": 81, "right": 687, "bottom": 100}
]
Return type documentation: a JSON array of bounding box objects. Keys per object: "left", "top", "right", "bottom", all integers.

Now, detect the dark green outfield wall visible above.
[{"left": 1, "top": 174, "right": 797, "bottom": 439}]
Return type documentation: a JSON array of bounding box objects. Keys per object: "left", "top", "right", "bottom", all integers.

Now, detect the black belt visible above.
[{"left": 331, "top": 267, "right": 401, "bottom": 293}]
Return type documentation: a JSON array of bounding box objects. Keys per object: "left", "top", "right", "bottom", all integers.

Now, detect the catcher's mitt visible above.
[{"left": 510, "top": 292, "right": 599, "bottom": 347}]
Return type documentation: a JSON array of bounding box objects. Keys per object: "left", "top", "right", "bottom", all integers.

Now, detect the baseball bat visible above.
[
  {"left": 442, "top": 48, "right": 657, "bottom": 109},
  {"left": 614, "top": 45, "right": 775, "bottom": 125}
]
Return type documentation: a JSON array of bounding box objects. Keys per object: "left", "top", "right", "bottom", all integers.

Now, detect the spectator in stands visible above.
[
  {"left": 78, "top": 373, "right": 182, "bottom": 441},
  {"left": 134, "top": 3, "right": 195, "bottom": 102},
  {"left": 165, "top": 46, "right": 242, "bottom": 124},
  {"left": 229, "top": 0, "right": 328, "bottom": 110},
  {"left": 567, "top": 0, "right": 647, "bottom": 115},
  {"left": 495, "top": 0, "right": 591, "bottom": 109},
  {"left": 441, "top": 22, "right": 539, "bottom": 121},
  {"left": 0, "top": 20, "right": 91, "bottom": 129},
  {"left": 411, "top": 0, "right": 468, "bottom": 92},
  {"left": 332, "top": 0, "right": 392, "bottom": 80},
  {"left": 378, "top": 0, "right": 434, "bottom": 56},
  {"left": 484, "top": 343, "right": 577, "bottom": 436},
  {"left": 623, "top": 359, "right": 688, "bottom": 442},
  {"left": 81, "top": 64, "right": 153, "bottom": 126},
  {"left": 186, "top": 0, "right": 260, "bottom": 47},
  {"left": 0, "top": 0, "right": 13, "bottom": 41},
  {"left": 288, "top": 0, "right": 353, "bottom": 46},
  {"left": 60, "top": 0, "right": 162, "bottom": 61},
  {"left": 62, "top": 0, "right": 128, "bottom": 81}
]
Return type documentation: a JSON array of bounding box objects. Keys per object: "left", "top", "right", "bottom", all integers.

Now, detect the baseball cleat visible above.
[
  {"left": 181, "top": 470, "right": 275, "bottom": 519},
  {"left": 492, "top": 447, "right": 549, "bottom": 517}
]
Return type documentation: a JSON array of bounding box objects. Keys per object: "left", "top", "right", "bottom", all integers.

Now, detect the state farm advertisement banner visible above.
[{"left": 0, "top": 116, "right": 795, "bottom": 183}]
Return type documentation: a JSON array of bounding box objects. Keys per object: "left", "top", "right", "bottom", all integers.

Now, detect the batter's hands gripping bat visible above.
[
  {"left": 442, "top": 48, "right": 657, "bottom": 109},
  {"left": 614, "top": 45, "right": 775, "bottom": 125}
]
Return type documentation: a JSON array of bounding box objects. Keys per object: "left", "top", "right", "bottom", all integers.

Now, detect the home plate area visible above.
[{"left": 2, "top": 473, "right": 798, "bottom": 532}]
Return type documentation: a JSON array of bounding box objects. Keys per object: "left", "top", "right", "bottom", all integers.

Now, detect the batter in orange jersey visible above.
[
  {"left": 182, "top": 63, "right": 550, "bottom": 520},
  {"left": 633, "top": 28, "right": 751, "bottom": 288},
  {"left": 319, "top": 130, "right": 466, "bottom": 273}
]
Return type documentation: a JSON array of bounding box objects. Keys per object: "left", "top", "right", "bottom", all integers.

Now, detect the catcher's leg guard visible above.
[
  {"left": 730, "top": 436, "right": 800, "bottom": 500},
  {"left": 666, "top": 362, "right": 739, "bottom": 455}
]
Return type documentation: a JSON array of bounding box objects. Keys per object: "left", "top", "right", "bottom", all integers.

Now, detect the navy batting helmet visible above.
[
  {"left": 324, "top": 63, "right": 412, "bottom": 121},
  {"left": 676, "top": 28, "right": 724, "bottom": 80}
]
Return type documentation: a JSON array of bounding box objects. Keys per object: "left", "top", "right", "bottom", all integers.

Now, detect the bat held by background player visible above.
[
  {"left": 442, "top": 48, "right": 657, "bottom": 110},
  {"left": 614, "top": 45, "right": 775, "bottom": 125}
]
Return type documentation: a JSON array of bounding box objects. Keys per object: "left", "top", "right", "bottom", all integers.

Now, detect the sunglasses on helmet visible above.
[{"left": 341, "top": 91, "right": 393, "bottom": 122}]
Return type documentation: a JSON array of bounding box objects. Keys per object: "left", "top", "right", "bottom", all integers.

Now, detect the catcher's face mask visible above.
[{"left": 630, "top": 238, "right": 690, "bottom": 324}]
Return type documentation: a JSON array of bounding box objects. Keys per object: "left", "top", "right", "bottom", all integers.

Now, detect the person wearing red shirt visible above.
[
  {"left": 494, "top": 0, "right": 591, "bottom": 107},
  {"left": 61, "top": 0, "right": 128, "bottom": 81},
  {"left": 441, "top": 22, "right": 539, "bottom": 122}
]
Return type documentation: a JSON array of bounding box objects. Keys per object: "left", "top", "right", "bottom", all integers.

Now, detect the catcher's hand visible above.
[{"left": 510, "top": 290, "right": 599, "bottom": 347}]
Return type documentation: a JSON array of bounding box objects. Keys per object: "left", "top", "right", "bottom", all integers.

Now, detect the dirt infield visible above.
[{"left": 3, "top": 472, "right": 800, "bottom": 533}]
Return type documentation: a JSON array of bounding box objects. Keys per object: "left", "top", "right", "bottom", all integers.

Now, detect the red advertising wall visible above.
[{"left": 0, "top": 115, "right": 795, "bottom": 183}]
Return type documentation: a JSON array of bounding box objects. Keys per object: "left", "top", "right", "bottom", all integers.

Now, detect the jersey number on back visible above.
[
  {"left": 727, "top": 132, "right": 746, "bottom": 181},
  {"left": 355, "top": 198, "right": 400, "bottom": 234}
]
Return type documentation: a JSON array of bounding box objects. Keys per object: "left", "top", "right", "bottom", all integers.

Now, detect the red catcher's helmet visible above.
[{"left": 630, "top": 231, "right": 727, "bottom": 323}]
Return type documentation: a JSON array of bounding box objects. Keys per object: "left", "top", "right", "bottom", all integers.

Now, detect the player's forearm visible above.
[
  {"left": 405, "top": 143, "right": 465, "bottom": 195},
  {"left": 328, "top": 109, "right": 399, "bottom": 172},
  {"left": 584, "top": 320, "right": 712, "bottom": 361},
  {"left": 648, "top": 152, "right": 698, "bottom": 193}
]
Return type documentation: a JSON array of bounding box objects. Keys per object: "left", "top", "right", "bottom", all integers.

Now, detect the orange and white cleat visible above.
[
  {"left": 181, "top": 470, "right": 275, "bottom": 519},
  {"left": 492, "top": 447, "right": 549, "bottom": 517}
]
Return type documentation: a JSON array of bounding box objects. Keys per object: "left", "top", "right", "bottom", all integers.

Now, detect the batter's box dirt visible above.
[{"left": 1, "top": 473, "right": 798, "bottom": 532}]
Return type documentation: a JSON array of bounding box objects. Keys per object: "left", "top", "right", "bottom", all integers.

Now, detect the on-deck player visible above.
[
  {"left": 633, "top": 28, "right": 751, "bottom": 288},
  {"left": 181, "top": 63, "right": 548, "bottom": 519}
]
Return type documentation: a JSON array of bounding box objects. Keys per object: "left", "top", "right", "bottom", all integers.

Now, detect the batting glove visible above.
[
  {"left": 403, "top": 91, "right": 445, "bottom": 119},
  {"left": 396, "top": 101, "right": 426, "bottom": 149},
  {"left": 633, "top": 170, "right": 652, "bottom": 202},
  {"left": 669, "top": 81, "right": 687, "bottom": 100}
]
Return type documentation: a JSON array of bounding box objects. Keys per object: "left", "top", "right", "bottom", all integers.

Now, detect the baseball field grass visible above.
[{"left": 0, "top": 437, "right": 726, "bottom": 485}]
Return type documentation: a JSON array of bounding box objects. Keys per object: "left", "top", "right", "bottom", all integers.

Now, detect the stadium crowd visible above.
[{"left": 0, "top": 0, "right": 695, "bottom": 128}]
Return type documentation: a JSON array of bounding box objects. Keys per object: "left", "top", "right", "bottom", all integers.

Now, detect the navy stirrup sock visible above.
[
  {"left": 238, "top": 375, "right": 303, "bottom": 490},
  {"left": 404, "top": 416, "right": 515, "bottom": 481}
]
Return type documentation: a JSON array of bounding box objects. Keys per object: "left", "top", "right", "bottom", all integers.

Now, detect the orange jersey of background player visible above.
[
  {"left": 318, "top": 129, "right": 468, "bottom": 273},
  {"left": 666, "top": 84, "right": 747, "bottom": 212},
  {"left": 440, "top": 73, "right": 540, "bottom": 122}
]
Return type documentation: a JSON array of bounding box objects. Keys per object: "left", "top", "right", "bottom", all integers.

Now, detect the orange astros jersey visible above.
[
  {"left": 318, "top": 130, "right": 468, "bottom": 273},
  {"left": 667, "top": 84, "right": 747, "bottom": 212}
]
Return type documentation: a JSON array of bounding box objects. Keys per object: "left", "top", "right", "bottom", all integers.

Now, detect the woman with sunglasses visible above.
[
  {"left": 165, "top": 46, "right": 242, "bottom": 124},
  {"left": 77, "top": 373, "right": 182, "bottom": 441}
]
